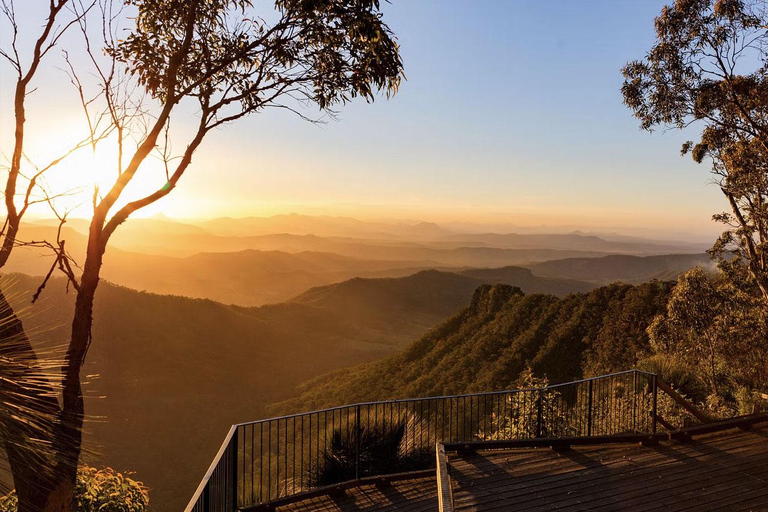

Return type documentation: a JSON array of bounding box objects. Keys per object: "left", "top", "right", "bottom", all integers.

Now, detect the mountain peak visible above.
[{"left": 469, "top": 284, "right": 522, "bottom": 315}]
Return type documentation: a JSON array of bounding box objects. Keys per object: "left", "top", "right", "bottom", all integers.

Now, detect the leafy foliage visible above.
[
  {"left": 648, "top": 267, "right": 768, "bottom": 403},
  {"left": 637, "top": 353, "right": 708, "bottom": 402},
  {"left": 0, "top": 466, "right": 148, "bottom": 512},
  {"left": 622, "top": 0, "right": 768, "bottom": 300},
  {"left": 479, "top": 370, "right": 577, "bottom": 440},
  {"left": 114, "top": 0, "right": 402, "bottom": 111}
]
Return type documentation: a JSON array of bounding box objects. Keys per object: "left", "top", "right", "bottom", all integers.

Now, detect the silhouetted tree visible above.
[
  {"left": 0, "top": 2, "right": 108, "bottom": 510},
  {"left": 3, "top": 0, "right": 403, "bottom": 510},
  {"left": 622, "top": 0, "right": 768, "bottom": 301}
]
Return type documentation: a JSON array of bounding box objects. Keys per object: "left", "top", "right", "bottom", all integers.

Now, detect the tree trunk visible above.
[
  {"left": 47, "top": 234, "right": 104, "bottom": 511},
  {"left": 724, "top": 191, "right": 768, "bottom": 301}
]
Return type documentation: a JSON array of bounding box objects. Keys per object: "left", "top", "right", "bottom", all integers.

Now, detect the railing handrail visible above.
[
  {"left": 184, "top": 425, "right": 237, "bottom": 512},
  {"left": 233, "top": 369, "right": 655, "bottom": 428}
]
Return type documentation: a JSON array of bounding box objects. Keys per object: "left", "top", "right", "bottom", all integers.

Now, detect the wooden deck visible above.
[
  {"left": 274, "top": 475, "right": 438, "bottom": 512},
  {"left": 266, "top": 418, "right": 768, "bottom": 512},
  {"left": 446, "top": 422, "right": 768, "bottom": 512}
]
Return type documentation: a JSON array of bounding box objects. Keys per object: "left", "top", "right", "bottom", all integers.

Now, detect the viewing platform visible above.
[{"left": 185, "top": 370, "right": 768, "bottom": 512}]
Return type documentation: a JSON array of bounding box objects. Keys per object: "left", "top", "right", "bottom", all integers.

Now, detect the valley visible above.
[{"left": 1, "top": 215, "right": 715, "bottom": 511}]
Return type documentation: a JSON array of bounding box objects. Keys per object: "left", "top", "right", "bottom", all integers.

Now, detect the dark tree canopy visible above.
[
  {"left": 114, "top": 0, "right": 402, "bottom": 111},
  {"left": 622, "top": 0, "right": 768, "bottom": 300}
]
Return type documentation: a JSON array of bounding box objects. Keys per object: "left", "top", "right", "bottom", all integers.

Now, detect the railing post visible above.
[
  {"left": 535, "top": 389, "right": 543, "bottom": 438},
  {"left": 355, "top": 404, "right": 361, "bottom": 480},
  {"left": 231, "top": 427, "right": 239, "bottom": 511},
  {"left": 587, "top": 380, "right": 593, "bottom": 437},
  {"left": 651, "top": 374, "right": 658, "bottom": 434},
  {"left": 632, "top": 371, "right": 638, "bottom": 432}
]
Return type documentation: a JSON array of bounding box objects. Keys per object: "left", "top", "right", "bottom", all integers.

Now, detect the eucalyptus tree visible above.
[
  {"left": 0, "top": 2, "right": 108, "bottom": 511},
  {"left": 622, "top": 0, "right": 768, "bottom": 300},
  {"left": 6, "top": 0, "right": 403, "bottom": 510}
]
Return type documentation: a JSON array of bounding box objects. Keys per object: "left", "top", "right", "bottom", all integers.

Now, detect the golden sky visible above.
[{"left": 1, "top": 1, "right": 724, "bottom": 240}]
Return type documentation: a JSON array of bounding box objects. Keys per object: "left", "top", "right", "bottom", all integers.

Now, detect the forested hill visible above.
[
  {"left": 273, "top": 281, "right": 674, "bottom": 414},
  {"left": 290, "top": 267, "right": 593, "bottom": 322}
]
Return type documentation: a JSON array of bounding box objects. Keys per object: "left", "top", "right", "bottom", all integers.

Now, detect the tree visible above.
[
  {"left": 648, "top": 267, "right": 768, "bottom": 399},
  {"left": 0, "top": 2, "right": 109, "bottom": 511},
  {"left": 4, "top": 1, "right": 403, "bottom": 510},
  {"left": 621, "top": 0, "right": 768, "bottom": 300}
]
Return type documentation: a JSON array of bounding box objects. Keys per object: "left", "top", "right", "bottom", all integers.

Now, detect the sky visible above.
[{"left": 0, "top": 0, "right": 725, "bottom": 239}]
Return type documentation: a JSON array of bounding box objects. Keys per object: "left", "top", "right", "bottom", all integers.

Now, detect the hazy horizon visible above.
[
  {"left": 1, "top": 0, "right": 724, "bottom": 240},
  {"left": 22, "top": 209, "right": 718, "bottom": 243}
]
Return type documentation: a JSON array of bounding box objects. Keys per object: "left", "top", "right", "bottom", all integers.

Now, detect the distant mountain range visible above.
[
  {"left": 30, "top": 214, "right": 706, "bottom": 257},
  {"left": 526, "top": 253, "right": 714, "bottom": 284},
  {"left": 8, "top": 217, "right": 710, "bottom": 306}
]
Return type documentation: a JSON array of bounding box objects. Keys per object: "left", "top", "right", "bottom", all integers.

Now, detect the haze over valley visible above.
[
  {"left": 9, "top": 214, "right": 709, "bottom": 306},
  {"left": 3, "top": 213, "right": 715, "bottom": 511}
]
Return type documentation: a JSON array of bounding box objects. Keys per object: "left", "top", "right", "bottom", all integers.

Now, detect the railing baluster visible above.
[
  {"left": 276, "top": 418, "right": 280, "bottom": 499},
  {"left": 652, "top": 373, "right": 658, "bottom": 434},
  {"left": 267, "top": 423, "right": 271, "bottom": 501},
  {"left": 536, "top": 389, "right": 543, "bottom": 438},
  {"left": 355, "top": 404, "right": 361, "bottom": 480},
  {"left": 283, "top": 418, "right": 288, "bottom": 494},
  {"left": 587, "top": 379, "right": 593, "bottom": 437}
]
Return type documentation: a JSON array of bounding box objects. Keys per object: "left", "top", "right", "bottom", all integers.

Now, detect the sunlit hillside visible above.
[{"left": 273, "top": 281, "right": 675, "bottom": 414}]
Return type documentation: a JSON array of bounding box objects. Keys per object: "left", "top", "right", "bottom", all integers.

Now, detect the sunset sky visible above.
[{"left": 0, "top": 0, "right": 722, "bottom": 239}]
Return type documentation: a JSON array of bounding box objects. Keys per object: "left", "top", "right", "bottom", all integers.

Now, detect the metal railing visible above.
[{"left": 185, "top": 369, "right": 658, "bottom": 512}]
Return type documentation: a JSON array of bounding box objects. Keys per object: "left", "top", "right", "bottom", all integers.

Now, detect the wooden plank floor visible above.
[
  {"left": 274, "top": 475, "right": 438, "bottom": 512},
  {"left": 448, "top": 423, "right": 768, "bottom": 512}
]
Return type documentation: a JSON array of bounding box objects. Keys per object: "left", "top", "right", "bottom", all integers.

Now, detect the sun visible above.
[{"left": 18, "top": 131, "right": 170, "bottom": 219}]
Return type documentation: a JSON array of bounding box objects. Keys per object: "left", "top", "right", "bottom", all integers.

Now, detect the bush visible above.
[
  {"left": 0, "top": 493, "right": 17, "bottom": 512},
  {"left": 0, "top": 466, "right": 148, "bottom": 512},
  {"left": 637, "top": 353, "right": 707, "bottom": 402},
  {"left": 479, "top": 370, "right": 579, "bottom": 440}
]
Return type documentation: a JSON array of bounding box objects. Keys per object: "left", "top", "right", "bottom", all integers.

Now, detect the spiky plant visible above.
[
  {"left": 307, "top": 413, "right": 432, "bottom": 488},
  {"left": 0, "top": 278, "right": 64, "bottom": 496}
]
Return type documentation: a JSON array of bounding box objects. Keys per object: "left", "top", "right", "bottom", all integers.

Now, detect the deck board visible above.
[
  {"left": 448, "top": 423, "right": 768, "bottom": 512},
  {"left": 274, "top": 475, "right": 438, "bottom": 512},
  {"left": 270, "top": 421, "right": 768, "bottom": 512}
]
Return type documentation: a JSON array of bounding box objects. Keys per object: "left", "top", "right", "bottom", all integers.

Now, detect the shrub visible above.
[
  {"left": 637, "top": 353, "right": 707, "bottom": 402},
  {"left": 0, "top": 466, "right": 148, "bottom": 512},
  {"left": 0, "top": 493, "right": 17, "bottom": 512},
  {"left": 478, "top": 369, "right": 580, "bottom": 440}
]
